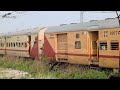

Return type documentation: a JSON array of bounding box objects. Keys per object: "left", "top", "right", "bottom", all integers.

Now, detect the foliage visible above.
[{"left": 0, "top": 56, "right": 109, "bottom": 79}]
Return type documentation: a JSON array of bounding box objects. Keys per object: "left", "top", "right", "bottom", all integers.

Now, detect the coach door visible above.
[
  {"left": 57, "top": 33, "right": 68, "bottom": 62},
  {"left": 28, "top": 35, "right": 31, "bottom": 55},
  {"left": 89, "top": 31, "right": 99, "bottom": 61}
]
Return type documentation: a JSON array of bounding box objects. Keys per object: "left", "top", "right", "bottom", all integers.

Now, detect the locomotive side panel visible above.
[{"left": 99, "top": 28, "right": 120, "bottom": 68}]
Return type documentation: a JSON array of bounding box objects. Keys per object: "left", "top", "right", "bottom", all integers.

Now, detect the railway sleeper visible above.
[
  {"left": 49, "top": 62, "right": 59, "bottom": 71},
  {"left": 49, "top": 62, "right": 69, "bottom": 71},
  {"left": 90, "top": 64, "right": 101, "bottom": 71}
]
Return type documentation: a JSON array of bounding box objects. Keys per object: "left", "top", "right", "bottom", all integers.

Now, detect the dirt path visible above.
[{"left": 0, "top": 68, "right": 33, "bottom": 79}]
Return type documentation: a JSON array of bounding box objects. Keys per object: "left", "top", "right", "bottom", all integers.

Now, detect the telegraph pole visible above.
[
  {"left": 80, "top": 11, "right": 84, "bottom": 23},
  {"left": 116, "top": 11, "right": 120, "bottom": 79}
]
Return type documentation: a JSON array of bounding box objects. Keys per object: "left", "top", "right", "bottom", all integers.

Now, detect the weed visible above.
[{"left": 0, "top": 56, "right": 110, "bottom": 79}]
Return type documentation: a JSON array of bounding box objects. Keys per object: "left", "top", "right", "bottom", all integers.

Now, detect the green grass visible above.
[{"left": 0, "top": 56, "right": 109, "bottom": 79}]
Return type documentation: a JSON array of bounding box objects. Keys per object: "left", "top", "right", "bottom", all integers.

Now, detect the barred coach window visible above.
[
  {"left": 76, "top": 34, "right": 80, "bottom": 38},
  {"left": 100, "top": 42, "right": 107, "bottom": 50},
  {"left": 14, "top": 43, "right": 15, "bottom": 47},
  {"left": 75, "top": 41, "right": 81, "bottom": 49},
  {"left": 11, "top": 43, "right": 13, "bottom": 47},
  {"left": 111, "top": 41, "right": 119, "bottom": 50},
  {"left": 9, "top": 43, "right": 11, "bottom": 47},
  {"left": 25, "top": 42, "right": 27, "bottom": 47},
  {"left": 6, "top": 43, "right": 8, "bottom": 47}
]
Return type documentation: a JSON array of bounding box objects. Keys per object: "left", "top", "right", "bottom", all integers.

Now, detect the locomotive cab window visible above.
[
  {"left": 111, "top": 41, "right": 119, "bottom": 50},
  {"left": 100, "top": 42, "right": 107, "bottom": 50},
  {"left": 75, "top": 41, "right": 81, "bottom": 49}
]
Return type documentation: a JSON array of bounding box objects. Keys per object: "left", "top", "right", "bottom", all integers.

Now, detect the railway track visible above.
[{"left": 49, "top": 61, "right": 112, "bottom": 72}]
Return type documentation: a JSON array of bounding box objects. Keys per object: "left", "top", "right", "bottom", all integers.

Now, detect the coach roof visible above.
[
  {"left": 0, "top": 27, "right": 46, "bottom": 37},
  {"left": 45, "top": 18, "right": 120, "bottom": 33}
]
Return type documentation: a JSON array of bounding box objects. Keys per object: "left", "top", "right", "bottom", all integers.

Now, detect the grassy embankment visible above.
[{"left": 0, "top": 56, "right": 111, "bottom": 79}]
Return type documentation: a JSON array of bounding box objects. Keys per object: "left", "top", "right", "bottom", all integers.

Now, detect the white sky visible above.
[{"left": 0, "top": 11, "right": 118, "bottom": 33}]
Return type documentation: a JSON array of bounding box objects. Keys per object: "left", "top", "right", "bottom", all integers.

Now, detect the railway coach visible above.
[
  {"left": 44, "top": 18, "right": 120, "bottom": 69},
  {"left": 0, "top": 27, "right": 46, "bottom": 59},
  {"left": 0, "top": 18, "right": 120, "bottom": 69}
]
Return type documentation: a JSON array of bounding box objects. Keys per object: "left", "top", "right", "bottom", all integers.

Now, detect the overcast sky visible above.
[{"left": 0, "top": 11, "right": 118, "bottom": 33}]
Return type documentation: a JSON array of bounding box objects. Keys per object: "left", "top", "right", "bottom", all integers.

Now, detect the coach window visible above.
[
  {"left": 6, "top": 43, "right": 8, "bottom": 47},
  {"left": 25, "top": 42, "right": 27, "bottom": 47},
  {"left": 22, "top": 42, "right": 24, "bottom": 47},
  {"left": 18, "top": 43, "right": 20, "bottom": 47},
  {"left": 7, "top": 43, "right": 8, "bottom": 47},
  {"left": 111, "top": 41, "right": 119, "bottom": 50},
  {"left": 100, "top": 42, "right": 107, "bottom": 50},
  {"left": 76, "top": 34, "right": 80, "bottom": 38},
  {"left": 9, "top": 43, "right": 10, "bottom": 47},
  {"left": 75, "top": 41, "right": 81, "bottom": 49},
  {"left": 13, "top": 43, "right": 15, "bottom": 47},
  {"left": 11, "top": 43, "right": 13, "bottom": 47},
  {"left": 16, "top": 42, "right": 18, "bottom": 47}
]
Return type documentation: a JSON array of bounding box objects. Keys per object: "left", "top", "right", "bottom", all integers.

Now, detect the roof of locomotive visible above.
[
  {"left": 0, "top": 27, "right": 46, "bottom": 37},
  {"left": 45, "top": 18, "right": 120, "bottom": 33}
]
